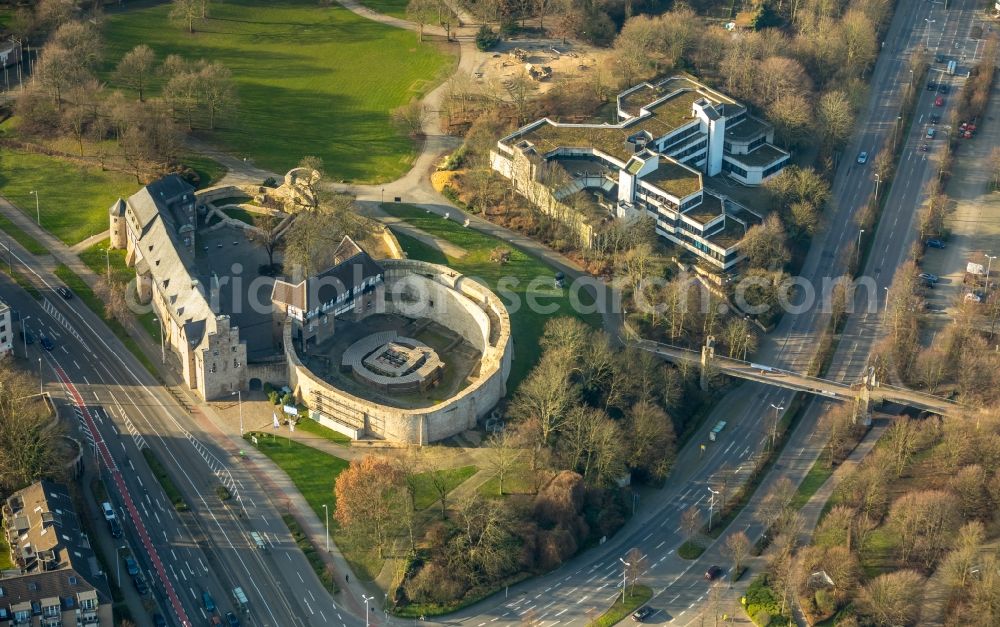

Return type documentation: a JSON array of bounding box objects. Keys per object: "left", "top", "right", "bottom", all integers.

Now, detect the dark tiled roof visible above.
[{"left": 271, "top": 236, "right": 384, "bottom": 314}]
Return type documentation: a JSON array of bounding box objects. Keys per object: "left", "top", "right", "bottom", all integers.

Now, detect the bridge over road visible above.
[{"left": 634, "top": 339, "right": 963, "bottom": 417}]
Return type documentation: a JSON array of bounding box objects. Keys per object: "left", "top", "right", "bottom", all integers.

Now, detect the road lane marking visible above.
[
  {"left": 655, "top": 541, "right": 666, "bottom": 549},
  {"left": 554, "top": 609, "right": 568, "bottom": 617}
]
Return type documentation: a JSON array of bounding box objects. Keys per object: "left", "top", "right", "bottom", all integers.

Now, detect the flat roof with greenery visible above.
[
  {"left": 643, "top": 160, "right": 703, "bottom": 200},
  {"left": 104, "top": 0, "right": 456, "bottom": 183},
  {"left": 724, "top": 115, "right": 771, "bottom": 143},
  {"left": 683, "top": 192, "right": 723, "bottom": 225},
  {"left": 730, "top": 143, "right": 789, "bottom": 168}
]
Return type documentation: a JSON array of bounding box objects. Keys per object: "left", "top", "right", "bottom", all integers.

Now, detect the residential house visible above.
[{"left": 1, "top": 481, "right": 113, "bottom": 626}]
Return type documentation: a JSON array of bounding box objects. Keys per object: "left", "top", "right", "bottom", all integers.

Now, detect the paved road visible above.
[{"left": 0, "top": 244, "right": 348, "bottom": 626}]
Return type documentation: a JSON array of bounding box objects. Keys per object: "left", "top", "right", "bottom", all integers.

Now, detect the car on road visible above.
[
  {"left": 935, "top": 53, "right": 946, "bottom": 63},
  {"left": 856, "top": 151, "right": 868, "bottom": 164},
  {"left": 937, "top": 83, "right": 949, "bottom": 94},
  {"left": 152, "top": 614, "right": 167, "bottom": 627},
  {"left": 210, "top": 617, "right": 223, "bottom": 626},
  {"left": 934, "top": 96, "right": 944, "bottom": 107},
  {"left": 920, "top": 143, "right": 929, "bottom": 152},
  {"left": 705, "top": 565, "right": 724, "bottom": 580},
  {"left": 926, "top": 127, "right": 936, "bottom": 138},
  {"left": 55, "top": 286, "right": 73, "bottom": 299},
  {"left": 124, "top": 555, "right": 139, "bottom": 577},
  {"left": 930, "top": 113, "right": 941, "bottom": 124},
  {"left": 39, "top": 335, "right": 54, "bottom": 351},
  {"left": 101, "top": 502, "right": 116, "bottom": 521},
  {"left": 225, "top": 612, "right": 241, "bottom": 627},
  {"left": 203, "top": 590, "right": 216, "bottom": 612},
  {"left": 632, "top": 606, "right": 654, "bottom": 622},
  {"left": 20, "top": 330, "right": 33, "bottom": 345},
  {"left": 919, "top": 272, "right": 939, "bottom": 283},
  {"left": 927, "top": 80, "right": 937, "bottom": 91},
  {"left": 926, "top": 238, "right": 947, "bottom": 249}
]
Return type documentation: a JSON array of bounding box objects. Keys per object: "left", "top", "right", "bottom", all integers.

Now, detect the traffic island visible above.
[{"left": 589, "top": 585, "right": 653, "bottom": 627}]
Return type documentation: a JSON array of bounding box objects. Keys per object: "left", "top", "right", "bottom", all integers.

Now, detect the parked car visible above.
[
  {"left": 152, "top": 614, "right": 167, "bottom": 627},
  {"left": 107, "top": 518, "right": 123, "bottom": 539},
  {"left": 927, "top": 80, "right": 938, "bottom": 91},
  {"left": 919, "top": 272, "right": 939, "bottom": 283},
  {"left": 934, "top": 96, "right": 944, "bottom": 106},
  {"left": 926, "top": 239, "right": 947, "bottom": 249},
  {"left": 554, "top": 271, "right": 566, "bottom": 288},
  {"left": 857, "top": 151, "right": 869, "bottom": 164},
  {"left": 225, "top": 612, "right": 241, "bottom": 627},
  {"left": 124, "top": 556, "right": 139, "bottom": 577},
  {"left": 632, "top": 606, "right": 654, "bottom": 622},
  {"left": 20, "top": 330, "right": 33, "bottom": 345},
  {"left": 101, "top": 502, "right": 116, "bottom": 521},
  {"left": 965, "top": 292, "right": 983, "bottom": 303},
  {"left": 133, "top": 576, "right": 148, "bottom": 596},
  {"left": 40, "top": 335, "right": 54, "bottom": 351},
  {"left": 55, "top": 286, "right": 72, "bottom": 299},
  {"left": 202, "top": 591, "right": 216, "bottom": 613},
  {"left": 705, "top": 565, "right": 724, "bottom": 580}
]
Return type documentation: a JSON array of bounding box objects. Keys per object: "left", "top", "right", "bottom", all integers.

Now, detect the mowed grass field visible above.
[
  {"left": 357, "top": 0, "right": 410, "bottom": 19},
  {"left": 0, "top": 149, "right": 138, "bottom": 246},
  {"left": 383, "top": 205, "right": 601, "bottom": 389},
  {"left": 103, "top": 0, "right": 457, "bottom": 182}
]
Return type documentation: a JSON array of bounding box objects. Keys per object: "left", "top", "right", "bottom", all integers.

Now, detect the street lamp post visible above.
[
  {"left": 883, "top": 286, "right": 890, "bottom": 312},
  {"left": 925, "top": 19, "right": 936, "bottom": 49},
  {"left": 985, "top": 254, "right": 996, "bottom": 291},
  {"left": 873, "top": 174, "right": 881, "bottom": 206},
  {"left": 856, "top": 229, "right": 865, "bottom": 266},
  {"left": 891, "top": 115, "right": 902, "bottom": 149},
  {"left": 769, "top": 403, "right": 785, "bottom": 449},
  {"left": 362, "top": 594, "right": 374, "bottom": 627},
  {"left": 232, "top": 390, "right": 244, "bottom": 436},
  {"left": 618, "top": 557, "right": 630, "bottom": 603},
  {"left": 104, "top": 247, "right": 111, "bottom": 283},
  {"left": 707, "top": 486, "right": 719, "bottom": 532},
  {"left": 322, "top": 504, "right": 330, "bottom": 552},
  {"left": 381, "top": 188, "right": 385, "bottom": 205},
  {"left": 37, "top": 357, "right": 42, "bottom": 395},
  {"left": 115, "top": 545, "right": 127, "bottom": 586},
  {"left": 29, "top": 190, "right": 39, "bottom": 225},
  {"left": 20, "top": 315, "right": 30, "bottom": 358}
]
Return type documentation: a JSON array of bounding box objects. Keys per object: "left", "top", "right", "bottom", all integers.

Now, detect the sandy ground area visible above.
[{"left": 468, "top": 37, "right": 614, "bottom": 94}]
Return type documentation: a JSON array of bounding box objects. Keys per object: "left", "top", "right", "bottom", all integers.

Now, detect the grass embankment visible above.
[
  {"left": 246, "top": 432, "right": 477, "bottom": 580},
  {"left": 677, "top": 540, "right": 706, "bottom": 560},
  {"left": 294, "top": 417, "right": 352, "bottom": 445},
  {"left": 183, "top": 154, "right": 227, "bottom": 188},
  {"left": 141, "top": 448, "right": 189, "bottom": 511},
  {"left": 52, "top": 263, "right": 158, "bottom": 374},
  {"left": 0, "top": 533, "right": 12, "bottom": 570},
  {"left": 0, "top": 148, "right": 138, "bottom": 246},
  {"left": 411, "top": 465, "right": 477, "bottom": 510},
  {"left": 0, "top": 212, "right": 47, "bottom": 256},
  {"left": 590, "top": 585, "right": 652, "bottom": 627},
  {"left": 282, "top": 512, "right": 340, "bottom": 595},
  {"left": 104, "top": 0, "right": 456, "bottom": 182},
  {"left": 384, "top": 204, "right": 601, "bottom": 389}
]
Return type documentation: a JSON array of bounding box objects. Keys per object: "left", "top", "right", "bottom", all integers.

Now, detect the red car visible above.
[{"left": 934, "top": 96, "right": 944, "bottom": 106}]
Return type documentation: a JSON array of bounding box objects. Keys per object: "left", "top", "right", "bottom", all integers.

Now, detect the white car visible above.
[
  {"left": 101, "top": 502, "right": 116, "bottom": 521},
  {"left": 857, "top": 151, "right": 869, "bottom": 164}
]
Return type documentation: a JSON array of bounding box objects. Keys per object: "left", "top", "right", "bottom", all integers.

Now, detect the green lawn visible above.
[
  {"left": 411, "top": 465, "right": 477, "bottom": 510},
  {"left": 294, "top": 417, "right": 352, "bottom": 446},
  {"left": 0, "top": 212, "right": 47, "bottom": 256},
  {"left": 358, "top": 0, "right": 410, "bottom": 19},
  {"left": 790, "top": 459, "right": 834, "bottom": 510},
  {"left": 591, "top": 585, "right": 652, "bottom": 627},
  {"left": 384, "top": 205, "right": 601, "bottom": 389},
  {"left": 0, "top": 148, "right": 139, "bottom": 245},
  {"left": 0, "top": 533, "right": 12, "bottom": 570},
  {"left": 222, "top": 207, "right": 261, "bottom": 226},
  {"left": 103, "top": 0, "right": 457, "bottom": 182},
  {"left": 182, "top": 154, "right": 227, "bottom": 188}
]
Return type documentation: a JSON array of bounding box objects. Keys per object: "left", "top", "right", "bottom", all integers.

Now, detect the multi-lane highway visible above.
[
  {"left": 0, "top": 248, "right": 345, "bottom": 626},
  {"left": 444, "top": 0, "right": 987, "bottom": 623}
]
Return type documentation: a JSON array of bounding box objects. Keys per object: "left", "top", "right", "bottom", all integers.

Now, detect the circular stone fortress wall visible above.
[{"left": 286, "top": 259, "right": 513, "bottom": 444}]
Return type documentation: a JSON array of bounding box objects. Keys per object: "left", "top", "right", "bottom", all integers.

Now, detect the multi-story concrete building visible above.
[
  {"left": 491, "top": 76, "right": 791, "bottom": 271},
  {"left": 1, "top": 481, "right": 114, "bottom": 625},
  {"left": 109, "top": 176, "right": 247, "bottom": 400},
  {"left": 0, "top": 297, "right": 11, "bottom": 359}
]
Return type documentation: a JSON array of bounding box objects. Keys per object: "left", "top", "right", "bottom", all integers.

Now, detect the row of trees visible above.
[{"left": 12, "top": 3, "right": 237, "bottom": 185}]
